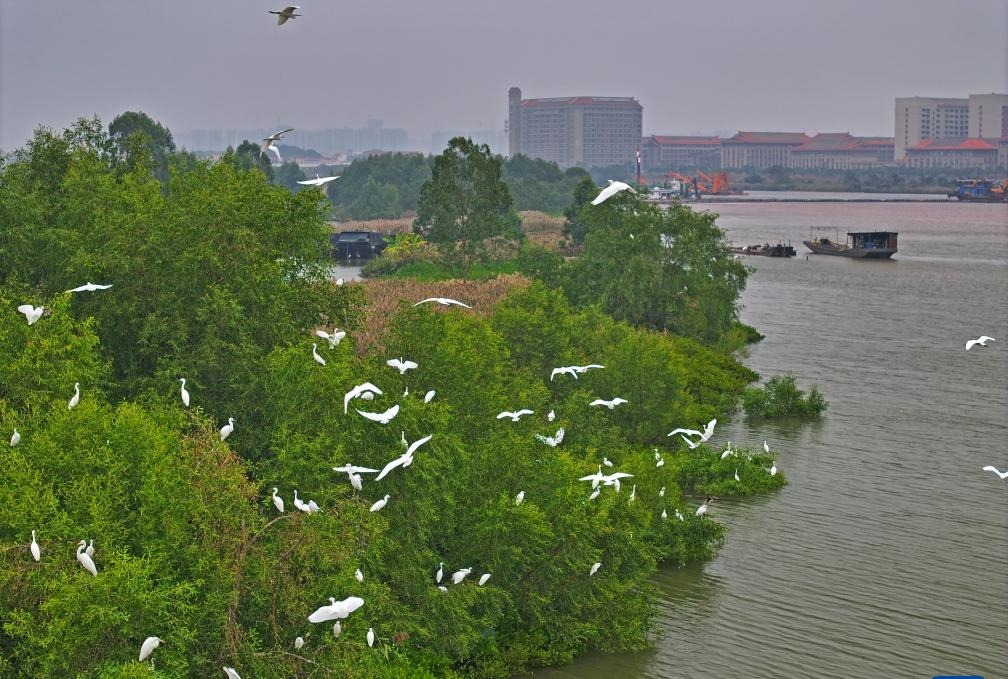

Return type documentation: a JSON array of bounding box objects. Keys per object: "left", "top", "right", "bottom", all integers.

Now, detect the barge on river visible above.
[
  {"left": 803, "top": 230, "right": 898, "bottom": 259},
  {"left": 731, "top": 242, "right": 797, "bottom": 257}
]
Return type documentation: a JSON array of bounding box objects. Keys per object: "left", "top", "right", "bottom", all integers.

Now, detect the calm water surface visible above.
[{"left": 535, "top": 200, "right": 1008, "bottom": 679}]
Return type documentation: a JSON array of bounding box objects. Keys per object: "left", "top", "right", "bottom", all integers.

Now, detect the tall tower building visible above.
[
  {"left": 894, "top": 96, "right": 969, "bottom": 160},
  {"left": 508, "top": 87, "right": 523, "bottom": 158},
  {"left": 506, "top": 86, "right": 642, "bottom": 167}
]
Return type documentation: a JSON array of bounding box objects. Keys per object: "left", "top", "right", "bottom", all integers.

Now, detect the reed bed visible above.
[
  {"left": 349, "top": 273, "right": 532, "bottom": 353},
  {"left": 330, "top": 217, "right": 414, "bottom": 234}
]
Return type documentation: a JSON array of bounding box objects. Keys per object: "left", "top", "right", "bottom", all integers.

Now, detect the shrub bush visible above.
[{"left": 742, "top": 374, "right": 827, "bottom": 417}]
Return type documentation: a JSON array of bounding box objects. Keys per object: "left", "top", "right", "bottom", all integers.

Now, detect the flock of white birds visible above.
[{"left": 13, "top": 13, "right": 1004, "bottom": 670}]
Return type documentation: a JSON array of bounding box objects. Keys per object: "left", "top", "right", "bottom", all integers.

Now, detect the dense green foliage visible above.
[
  {"left": 414, "top": 137, "right": 521, "bottom": 276},
  {"left": 0, "top": 116, "right": 777, "bottom": 679},
  {"left": 502, "top": 155, "right": 592, "bottom": 213},
  {"left": 742, "top": 374, "right": 828, "bottom": 417},
  {"left": 327, "top": 153, "right": 433, "bottom": 215},
  {"left": 564, "top": 193, "right": 751, "bottom": 342},
  {"left": 350, "top": 176, "right": 402, "bottom": 219},
  {"left": 108, "top": 111, "right": 176, "bottom": 183},
  {"left": 562, "top": 176, "right": 600, "bottom": 245}
]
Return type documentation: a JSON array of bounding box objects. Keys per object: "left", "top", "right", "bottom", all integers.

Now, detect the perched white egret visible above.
[
  {"left": 298, "top": 173, "right": 340, "bottom": 186},
  {"left": 768, "top": 461, "right": 777, "bottom": 476},
  {"left": 435, "top": 562, "right": 444, "bottom": 583},
  {"left": 16, "top": 304, "right": 44, "bottom": 325},
  {"left": 386, "top": 357, "right": 418, "bottom": 374},
  {"left": 223, "top": 668, "right": 242, "bottom": 679},
  {"left": 367, "top": 627, "right": 375, "bottom": 647},
  {"left": 673, "top": 508, "right": 682, "bottom": 521},
  {"left": 589, "top": 397, "right": 627, "bottom": 409},
  {"left": 659, "top": 486, "right": 666, "bottom": 497},
  {"left": 965, "top": 335, "right": 996, "bottom": 350},
  {"left": 66, "top": 282, "right": 113, "bottom": 293},
  {"left": 332, "top": 620, "right": 342, "bottom": 637},
  {"left": 30, "top": 530, "right": 40, "bottom": 562},
  {"left": 355, "top": 568, "right": 364, "bottom": 583},
  {"left": 268, "top": 5, "right": 300, "bottom": 24},
  {"left": 661, "top": 509, "right": 668, "bottom": 520},
  {"left": 315, "top": 328, "right": 346, "bottom": 348},
  {"left": 76, "top": 540, "right": 97, "bottom": 576},
  {"left": 451, "top": 567, "right": 472, "bottom": 584},
  {"left": 271, "top": 488, "right": 284, "bottom": 513},
  {"left": 179, "top": 378, "right": 190, "bottom": 407},
  {"left": 982, "top": 465, "right": 1008, "bottom": 480},
  {"left": 86, "top": 540, "right": 94, "bottom": 558},
  {"left": 374, "top": 434, "right": 432, "bottom": 481},
  {"left": 734, "top": 469, "right": 740, "bottom": 482},
  {"left": 413, "top": 297, "right": 472, "bottom": 309},
  {"left": 478, "top": 573, "right": 491, "bottom": 586},
  {"left": 656, "top": 456, "right": 665, "bottom": 468},
  {"left": 763, "top": 440, "right": 770, "bottom": 454},
  {"left": 402, "top": 386, "right": 409, "bottom": 397},
  {"left": 589, "top": 562, "right": 602, "bottom": 576},
  {"left": 629, "top": 485, "right": 637, "bottom": 502},
  {"left": 496, "top": 409, "right": 534, "bottom": 422},
  {"left": 294, "top": 636, "right": 304, "bottom": 649},
  {"left": 547, "top": 409, "right": 555, "bottom": 422},
  {"left": 370, "top": 495, "right": 390, "bottom": 512},
  {"left": 356, "top": 404, "right": 400, "bottom": 424},
  {"left": 307, "top": 596, "right": 365, "bottom": 623},
  {"left": 696, "top": 496, "right": 714, "bottom": 516},
  {"left": 535, "top": 427, "right": 565, "bottom": 447},
  {"left": 312, "top": 343, "right": 326, "bottom": 366},
  {"left": 335, "top": 278, "right": 344, "bottom": 286},
  {"left": 343, "top": 382, "right": 383, "bottom": 414},
  {"left": 438, "top": 585, "right": 448, "bottom": 592},
  {"left": 590, "top": 180, "right": 635, "bottom": 205},
  {"left": 424, "top": 390, "right": 436, "bottom": 403},
  {"left": 588, "top": 488, "right": 601, "bottom": 501},
  {"left": 515, "top": 490, "right": 525, "bottom": 505},
  {"left": 139, "top": 636, "right": 162, "bottom": 662},
  {"left": 349, "top": 473, "right": 363, "bottom": 491},
  {"left": 11, "top": 429, "right": 20, "bottom": 447},
  {"left": 602, "top": 457, "right": 614, "bottom": 468},
  {"left": 68, "top": 382, "right": 80, "bottom": 410},
  {"left": 220, "top": 417, "right": 235, "bottom": 441}
]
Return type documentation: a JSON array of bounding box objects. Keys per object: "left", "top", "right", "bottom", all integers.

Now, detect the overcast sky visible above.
[{"left": 2, "top": 0, "right": 1006, "bottom": 150}]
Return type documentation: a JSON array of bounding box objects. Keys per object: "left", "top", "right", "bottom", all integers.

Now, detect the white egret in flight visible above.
[
  {"left": 315, "top": 328, "right": 346, "bottom": 348},
  {"left": 374, "top": 433, "right": 432, "bottom": 481},
  {"left": 590, "top": 180, "right": 635, "bottom": 205},
  {"left": 413, "top": 297, "right": 471, "bottom": 308},
  {"left": 66, "top": 282, "right": 112, "bottom": 293},
  {"left": 589, "top": 397, "right": 627, "bottom": 410},
  {"left": 268, "top": 6, "right": 300, "bottom": 24},
  {"left": 343, "top": 382, "right": 382, "bottom": 414},
  {"left": 307, "top": 596, "right": 364, "bottom": 623},
  {"left": 356, "top": 404, "right": 400, "bottom": 424},
  {"left": 386, "top": 357, "right": 418, "bottom": 374},
  {"left": 298, "top": 174, "right": 340, "bottom": 187},
  {"left": 76, "top": 540, "right": 97, "bottom": 575},
  {"left": 965, "top": 335, "right": 996, "bottom": 350},
  {"left": 497, "top": 409, "right": 534, "bottom": 422},
  {"left": 17, "top": 304, "right": 44, "bottom": 325},
  {"left": 982, "top": 465, "right": 1008, "bottom": 480}
]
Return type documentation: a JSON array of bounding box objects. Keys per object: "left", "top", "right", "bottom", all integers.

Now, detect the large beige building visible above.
[
  {"left": 720, "top": 131, "right": 810, "bottom": 168},
  {"left": 968, "top": 93, "right": 1008, "bottom": 139},
  {"left": 507, "top": 87, "right": 643, "bottom": 168},
  {"left": 894, "top": 97, "right": 969, "bottom": 161},
  {"left": 789, "top": 133, "right": 894, "bottom": 169}
]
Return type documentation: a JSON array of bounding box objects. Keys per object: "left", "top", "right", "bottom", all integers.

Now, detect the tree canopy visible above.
[{"left": 414, "top": 137, "right": 520, "bottom": 276}]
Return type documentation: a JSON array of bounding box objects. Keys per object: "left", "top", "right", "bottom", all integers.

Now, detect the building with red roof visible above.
[
  {"left": 789, "top": 133, "right": 895, "bottom": 169},
  {"left": 641, "top": 135, "right": 721, "bottom": 170},
  {"left": 904, "top": 138, "right": 1002, "bottom": 169},
  {"left": 507, "top": 87, "right": 642, "bottom": 168},
  {"left": 720, "top": 131, "right": 811, "bottom": 168}
]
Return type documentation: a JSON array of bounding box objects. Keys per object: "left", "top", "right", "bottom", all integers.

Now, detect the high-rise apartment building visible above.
[
  {"left": 506, "top": 87, "right": 642, "bottom": 168},
  {"left": 967, "top": 93, "right": 1008, "bottom": 139},
  {"left": 894, "top": 97, "right": 969, "bottom": 160}
]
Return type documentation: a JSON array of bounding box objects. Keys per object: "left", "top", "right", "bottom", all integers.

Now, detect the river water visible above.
[{"left": 534, "top": 199, "right": 1008, "bottom": 679}]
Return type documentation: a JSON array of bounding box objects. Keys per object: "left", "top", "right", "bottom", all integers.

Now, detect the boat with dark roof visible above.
[{"left": 803, "top": 230, "right": 898, "bottom": 259}]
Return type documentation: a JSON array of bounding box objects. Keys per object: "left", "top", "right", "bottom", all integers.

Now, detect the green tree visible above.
[
  {"left": 565, "top": 193, "right": 750, "bottom": 342},
  {"left": 272, "top": 160, "right": 307, "bottom": 191},
  {"left": 349, "top": 176, "right": 401, "bottom": 219},
  {"left": 328, "top": 153, "right": 432, "bottom": 212},
  {"left": 230, "top": 139, "right": 274, "bottom": 181},
  {"left": 413, "top": 137, "right": 520, "bottom": 276},
  {"left": 562, "top": 176, "right": 599, "bottom": 245},
  {"left": 108, "top": 111, "right": 176, "bottom": 182}
]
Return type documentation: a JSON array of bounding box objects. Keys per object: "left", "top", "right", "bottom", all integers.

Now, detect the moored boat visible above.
[
  {"left": 803, "top": 231, "right": 898, "bottom": 259},
  {"left": 731, "top": 242, "right": 797, "bottom": 257}
]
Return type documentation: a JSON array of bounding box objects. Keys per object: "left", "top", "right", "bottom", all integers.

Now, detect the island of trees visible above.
[{"left": 0, "top": 113, "right": 786, "bottom": 678}]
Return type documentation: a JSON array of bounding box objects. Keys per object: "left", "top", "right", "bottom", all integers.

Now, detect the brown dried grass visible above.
[
  {"left": 350, "top": 274, "right": 532, "bottom": 354},
  {"left": 330, "top": 218, "right": 414, "bottom": 234}
]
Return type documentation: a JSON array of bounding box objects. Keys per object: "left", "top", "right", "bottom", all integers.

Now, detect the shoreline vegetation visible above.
[{"left": 1, "top": 116, "right": 791, "bottom": 678}]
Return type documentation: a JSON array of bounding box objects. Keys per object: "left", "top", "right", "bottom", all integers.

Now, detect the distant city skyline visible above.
[{"left": 1, "top": 0, "right": 1005, "bottom": 152}]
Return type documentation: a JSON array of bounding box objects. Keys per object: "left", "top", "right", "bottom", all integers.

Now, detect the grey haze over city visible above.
[{"left": 1, "top": 0, "right": 1005, "bottom": 153}]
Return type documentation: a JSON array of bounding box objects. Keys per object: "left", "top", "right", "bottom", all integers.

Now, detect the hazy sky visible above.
[{"left": 2, "top": 0, "right": 1006, "bottom": 150}]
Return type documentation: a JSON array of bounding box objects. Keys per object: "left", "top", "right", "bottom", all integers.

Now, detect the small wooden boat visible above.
[{"left": 803, "top": 231, "right": 897, "bottom": 259}]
